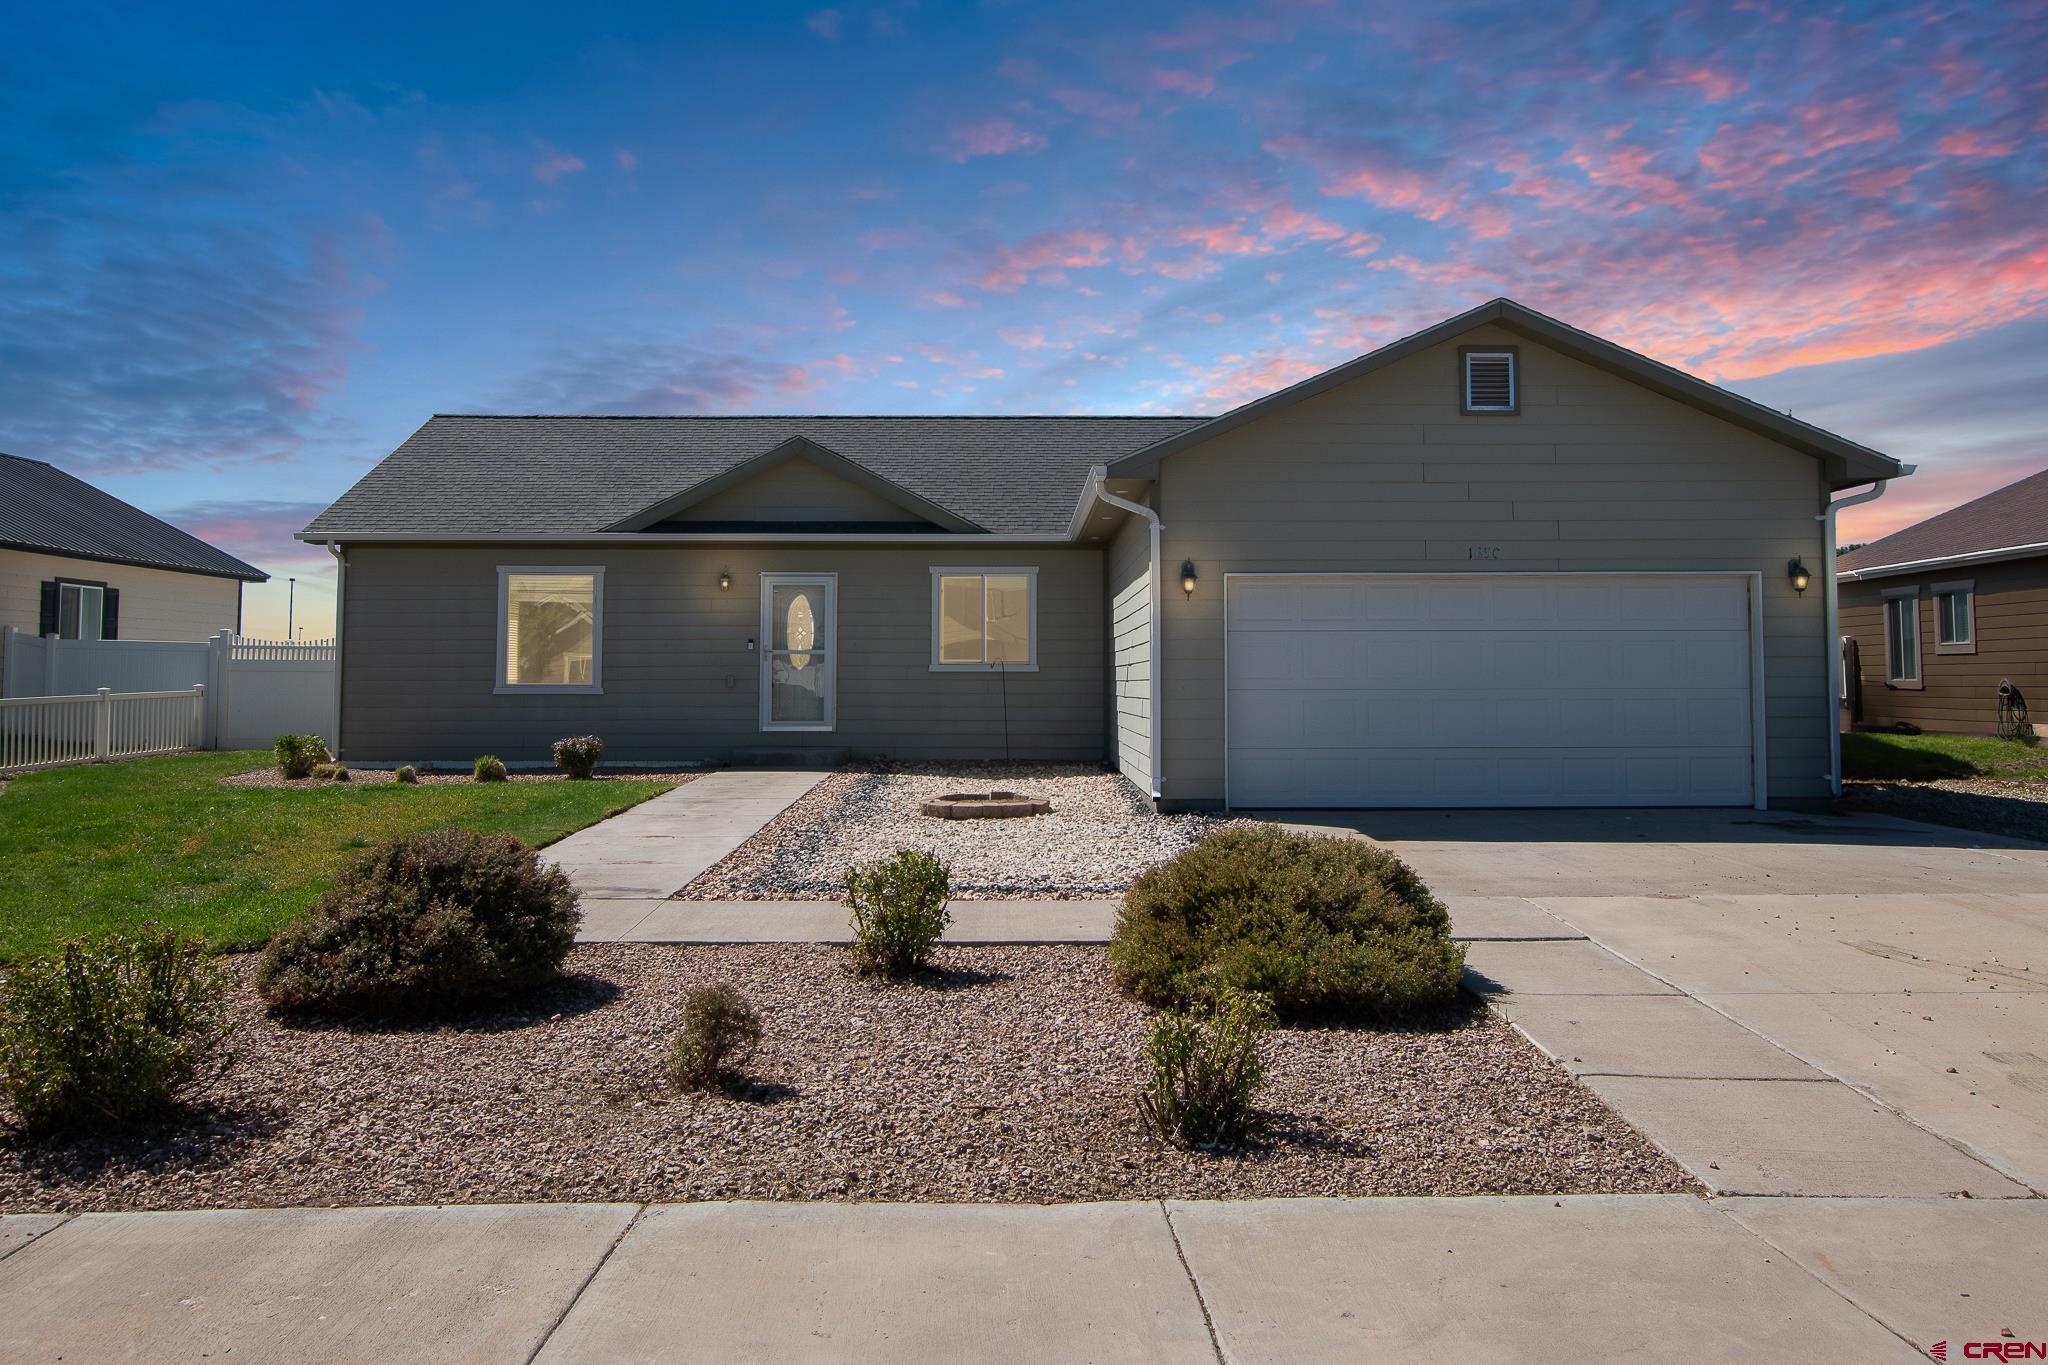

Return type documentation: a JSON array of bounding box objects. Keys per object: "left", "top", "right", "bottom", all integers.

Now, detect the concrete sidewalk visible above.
[
  {"left": 5, "top": 1196, "right": 2038, "bottom": 1362},
  {"left": 545, "top": 769, "right": 828, "bottom": 901}
]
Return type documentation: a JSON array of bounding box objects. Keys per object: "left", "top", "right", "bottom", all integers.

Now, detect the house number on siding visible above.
[{"left": 1467, "top": 546, "right": 1503, "bottom": 560}]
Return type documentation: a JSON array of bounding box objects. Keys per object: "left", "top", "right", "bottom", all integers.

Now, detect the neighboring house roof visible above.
[
  {"left": 1839, "top": 466, "right": 2048, "bottom": 579},
  {"left": 0, "top": 452, "right": 268, "bottom": 582},
  {"left": 300, "top": 415, "right": 1208, "bottom": 539},
  {"left": 1106, "top": 298, "right": 1906, "bottom": 489}
]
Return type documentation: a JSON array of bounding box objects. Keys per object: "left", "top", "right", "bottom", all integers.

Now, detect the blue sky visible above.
[{"left": 5, "top": 0, "right": 2044, "bottom": 637}]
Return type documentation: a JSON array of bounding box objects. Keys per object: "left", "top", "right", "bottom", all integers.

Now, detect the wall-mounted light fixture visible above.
[
  {"left": 718, "top": 569, "right": 733, "bottom": 592},
  {"left": 1180, "top": 560, "right": 1198, "bottom": 599},
  {"left": 1787, "top": 558, "right": 1810, "bottom": 596}
]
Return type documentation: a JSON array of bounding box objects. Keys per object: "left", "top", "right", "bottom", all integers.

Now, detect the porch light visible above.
[
  {"left": 718, "top": 569, "right": 732, "bottom": 592},
  {"left": 1180, "top": 561, "right": 1198, "bottom": 598},
  {"left": 1787, "top": 558, "right": 1810, "bottom": 595}
]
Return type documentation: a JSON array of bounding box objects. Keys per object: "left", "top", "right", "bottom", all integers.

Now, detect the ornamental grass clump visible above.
[
  {"left": 844, "top": 849, "right": 951, "bottom": 977},
  {"left": 254, "top": 828, "right": 579, "bottom": 1017},
  {"left": 0, "top": 927, "right": 232, "bottom": 1137},
  {"left": 394, "top": 765, "right": 419, "bottom": 784},
  {"left": 553, "top": 735, "right": 605, "bottom": 780},
  {"left": 665, "top": 983, "right": 763, "bottom": 1092},
  {"left": 1137, "top": 987, "right": 1272, "bottom": 1150},
  {"left": 472, "top": 755, "right": 508, "bottom": 783},
  {"left": 273, "top": 733, "right": 330, "bottom": 779},
  {"left": 1111, "top": 825, "right": 1465, "bottom": 1024}
]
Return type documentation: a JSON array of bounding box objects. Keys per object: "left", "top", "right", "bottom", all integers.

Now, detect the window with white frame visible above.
[
  {"left": 498, "top": 568, "right": 603, "bottom": 691},
  {"left": 1934, "top": 581, "right": 1975, "bottom": 653},
  {"left": 1883, "top": 589, "right": 1920, "bottom": 686},
  {"left": 931, "top": 568, "right": 1037, "bottom": 669},
  {"left": 58, "top": 582, "right": 105, "bottom": 640}
]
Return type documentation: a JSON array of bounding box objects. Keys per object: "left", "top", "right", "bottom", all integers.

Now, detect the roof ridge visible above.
[{"left": 426, "top": 412, "right": 1214, "bottom": 421}]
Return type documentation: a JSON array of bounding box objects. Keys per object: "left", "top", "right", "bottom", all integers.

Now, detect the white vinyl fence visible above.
[
  {"left": 0, "top": 687, "right": 207, "bottom": 772},
  {"left": 0, "top": 628, "right": 336, "bottom": 770}
]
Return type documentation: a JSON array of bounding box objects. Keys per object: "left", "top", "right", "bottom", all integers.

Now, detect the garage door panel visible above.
[{"left": 1227, "top": 574, "right": 1757, "bottom": 808}]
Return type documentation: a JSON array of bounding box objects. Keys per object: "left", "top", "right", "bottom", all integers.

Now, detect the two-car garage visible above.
[{"left": 1223, "top": 574, "right": 1764, "bottom": 809}]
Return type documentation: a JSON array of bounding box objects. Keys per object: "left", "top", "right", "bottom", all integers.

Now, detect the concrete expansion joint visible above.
[
  {"left": 1157, "top": 1202, "right": 1226, "bottom": 1365},
  {"left": 524, "top": 1203, "right": 649, "bottom": 1365}
]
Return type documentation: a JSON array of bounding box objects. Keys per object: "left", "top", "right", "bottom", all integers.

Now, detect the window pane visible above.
[
  {"left": 773, "top": 585, "right": 822, "bottom": 668},
  {"left": 938, "top": 575, "right": 984, "bottom": 663},
  {"left": 506, "top": 573, "right": 596, "bottom": 685},
  {"left": 1938, "top": 591, "right": 1970, "bottom": 644},
  {"left": 986, "top": 575, "right": 1030, "bottom": 663},
  {"left": 1888, "top": 598, "right": 1918, "bottom": 680},
  {"left": 770, "top": 653, "right": 826, "bottom": 723},
  {"left": 58, "top": 585, "right": 80, "bottom": 640}
]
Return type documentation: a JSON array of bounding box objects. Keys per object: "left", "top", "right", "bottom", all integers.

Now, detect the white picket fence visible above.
[
  {"left": 0, "top": 628, "right": 336, "bottom": 769},
  {"left": 0, "top": 687, "right": 207, "bottom": 772}
]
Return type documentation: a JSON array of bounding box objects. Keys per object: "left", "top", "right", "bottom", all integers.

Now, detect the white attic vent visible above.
[{"left": 1463, "top": 350, "right": 1517, "bottom": 412}]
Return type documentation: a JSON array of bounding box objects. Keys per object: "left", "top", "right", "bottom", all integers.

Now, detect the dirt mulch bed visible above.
[
  {"left": 0, "top": 945, "right": 1695, "bottom": 1212},
  {"left": 1843, "top": 778, "right": 2048, "bottom": 845},
  {"left": 223, "top": 768, "right": 704, "bottom": 790}
]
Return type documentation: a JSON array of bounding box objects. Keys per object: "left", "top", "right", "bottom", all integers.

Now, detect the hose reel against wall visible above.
[{"left": 1997, "top": 678, "right": 2032, "bottom": 741}]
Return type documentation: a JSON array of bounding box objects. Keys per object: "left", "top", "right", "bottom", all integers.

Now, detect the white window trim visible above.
[
  {"left": 1881, "top": 585, "right": 1923, "bottom": 689},
  {"left": 1462, "top": 349, "right": 1517, "bottom": 412},
  {"left": 1932, "top": 578, "right": 1977, "bottom": 655},
  {"left": 58, "top": 582, "right": 105, "bottom": 641},
  {"left": 495, "top": 565, "right": 605, "bottom": 695},
  {"left": 759, "top": 572, "right": 838, "bottom": 732},
  {"left": 929, "top": 566, "right": 1040, "bottom": 672}
]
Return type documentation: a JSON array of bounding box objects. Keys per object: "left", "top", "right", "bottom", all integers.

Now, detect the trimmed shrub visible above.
[
  {"left": 0, "top": 927, "right": 232, "bottom": 1136},
  {"left": 274, "top": 734, "right": 331, "bottom": 780},
  {"left": 1138, "top": 988, "right": 1272, "bottom": 1149},
  {"left": 553, "top": 735, "right": 605, "bottom": 780},
  {"left": 665, "top": 984, "right": 763, "bottom": 1091},
  {"left": 311, "top": 762, "right": 350, "bottom": 783},
  {"left": 473, "top": 755, "right": 508, "bottom": 783},
  {"left": 394, "top": 765, "right": 419, "bottom": 784},
  {"left": 1111, "top": 826, "right": 1464, "bottom": 1023},
  {"left": 253, "top": 828, "right": 579, "bottom": 1016},
  {"left": 844, "top": 850, "right": 951, "bottom": 977}
]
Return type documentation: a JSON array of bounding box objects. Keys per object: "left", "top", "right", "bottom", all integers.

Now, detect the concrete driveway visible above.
[{"left": 1281, "top": 808, "right": 2048, "bottom": 1194}]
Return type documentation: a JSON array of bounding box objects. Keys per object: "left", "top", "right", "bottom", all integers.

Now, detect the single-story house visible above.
[
  {"left": 300, "top": 298, "right": 1908, "bottom": 810},
  {"left": 0, "top": 451, "right": 268, "bottom": 693},
  {"left": 1838, "top": 465, "right": 2046, "bottom": 737}
]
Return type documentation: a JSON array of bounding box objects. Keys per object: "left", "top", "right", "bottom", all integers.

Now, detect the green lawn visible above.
[
  {"left": 1841, "top": 731, "right": 2048, "bottom": 783},
  {"left": 0, "top": 752, "right": 669, "bottom": 961}
]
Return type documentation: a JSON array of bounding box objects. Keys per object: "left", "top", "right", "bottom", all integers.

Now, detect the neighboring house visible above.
[
  {"left": 1838, "top": 466, "right": 2048, "bottom": 737},
  {"left": 300, "top": 298, "right": 1906, "bottom": 810},
  {"left": 0, "top": 452, "right": 268, "bottom": 692}
]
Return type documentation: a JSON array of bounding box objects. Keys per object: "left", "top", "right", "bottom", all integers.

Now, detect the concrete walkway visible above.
[
  {"left": 4, "top": 1196, "right": 2039, "bottom": 1362},
  {"left": 545, "top": 769, "right": 829, "bottom": 903}
]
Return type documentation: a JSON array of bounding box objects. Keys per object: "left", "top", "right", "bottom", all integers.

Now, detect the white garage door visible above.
[{"left": 1226, "top": 574, "right": 1759, "bottom": 809}]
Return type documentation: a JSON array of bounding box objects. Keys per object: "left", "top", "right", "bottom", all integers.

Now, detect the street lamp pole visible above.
[{"left": 287, "top": 578, "right": 296, "bottom": 640}]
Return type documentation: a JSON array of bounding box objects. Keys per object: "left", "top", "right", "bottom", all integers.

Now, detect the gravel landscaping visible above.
[
  {"left": 681, "top": 764, "right": 1242, "bottom": 899},
  {"left": 0, "top": 944, "right": 1694, "bottom": 1211},
  {"left": 224, "top": 768, "right": 702, "bottom": 790},
  {"left": 1843, "top": 777, "right": 2048, "bottom": 844}
]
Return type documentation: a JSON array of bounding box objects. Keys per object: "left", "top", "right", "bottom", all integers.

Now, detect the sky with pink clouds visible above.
[{"left": 5, "top": 0, "right": 2044, "bottom": 638}]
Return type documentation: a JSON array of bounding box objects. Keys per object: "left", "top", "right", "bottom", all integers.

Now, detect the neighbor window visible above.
[
  {"left": 1934, "top": 581, "right": 1975, "bottom": 653},
  {"left": 57, "top": 582, "right": 105, "bottom": 641},
  {"left": 498, "top": 568, "right": 602, "bottom": 691},
  {"left": 1883, "top": 589, "right": 1921, "bottom": 686},
  {"left": 1461, "top": 347, "right": 1518, "bottom": 413},
  {"left": 931, "top": 568, "right": 1037, "bottom": 669}
]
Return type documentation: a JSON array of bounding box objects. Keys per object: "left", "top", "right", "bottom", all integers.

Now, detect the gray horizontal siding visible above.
[
  {"left": 339, "top": 544, "right": 1103, "bottom": 764},
  {"left": 1108, "top": 506, "right": 1153, "bottom": 793}
]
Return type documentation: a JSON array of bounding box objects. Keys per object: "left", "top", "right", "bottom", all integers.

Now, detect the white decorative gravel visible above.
[{"left": 681, "top": 764, "right": 1244, "bottom": 900}]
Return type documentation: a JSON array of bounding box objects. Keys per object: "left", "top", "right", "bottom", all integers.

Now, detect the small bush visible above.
[
  {"left": 0, "top": 927, "right": 232, "bottom": 1136},
  {"left": 553, "top": 735, "right": 605, "bottom": 780},
  {"left": 665, "top": 984, "right": 763, "bottom": 1091},
  {"left": 274, "top": 734, "right": 331, "bottom": 780},
  {"left": 311, "top": 762, "right": 350, "bottom": 783},
  {"left": 1111, "top": 826, "right": 1465, "bottom": 1023},
  {"left": 1138, "top": 988, "right": 1272, "bottom": 1150},
  {"left": 394, "top": 765, "right": 419, "bottom": 784},
  {"left": 844, "top": 850, "right": 951, "bottom": 976},
  {"left": 253, "top": 828, "right": 579, "bottom": 1016},
  {"left": 473, "top": 755, "right": 508, "bottom": 783}
]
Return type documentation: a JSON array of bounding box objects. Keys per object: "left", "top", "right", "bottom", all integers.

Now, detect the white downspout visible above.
[
  {"left": 1088, "top": 466, "right": 1165, "bottom": 803},
  {"left": 1820, "top": 471, "right": 1908, "bottom": 796},
  {"left": 326, "top": 541, "right": 345, "bottom": 759}
]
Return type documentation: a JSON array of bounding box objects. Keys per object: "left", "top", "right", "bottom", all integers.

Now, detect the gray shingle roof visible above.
[
  {"left": 1839, "top": 466, "right": 2048, "bottom": 576},
  {"left": 0, "top": 453, "right": 267, "bottom": 581},
  {"left": 301, "top": 416, "right": 1209, "bottom": 539}
]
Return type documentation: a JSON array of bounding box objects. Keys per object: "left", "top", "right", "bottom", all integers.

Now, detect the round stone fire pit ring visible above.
[{"left": 919, "top": 790, "right": 1053, "bottom": 820}]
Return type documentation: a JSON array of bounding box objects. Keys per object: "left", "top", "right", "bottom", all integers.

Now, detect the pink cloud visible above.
[
  {"left": 531, "top": 146, "right": 587, "bottom": 184},
  {"left": 1937, "top": 129, "right": 2018, "bottom": 159},
  {"left": 613, "top": 149, "right": 639, "bottom": 174},
  {"left": 805, "top": 9, "right": 840, "bottom": 40},
  {"left": 948, "top": 118, "right": 1048, "bottom": 161},
  {"left": 977, "top": 228, "right": 1113, "bottom": 290},
  {"left": 1152, "top": 68, "right": 1215, "bottom": 97}
]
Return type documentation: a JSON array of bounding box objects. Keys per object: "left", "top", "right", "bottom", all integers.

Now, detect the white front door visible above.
[
  {"left": 760, "top": 574, "right": 836, "bottom": 731},
  {"left": 1225, "top": 573, "right": 1761, "bottom": 809}
]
